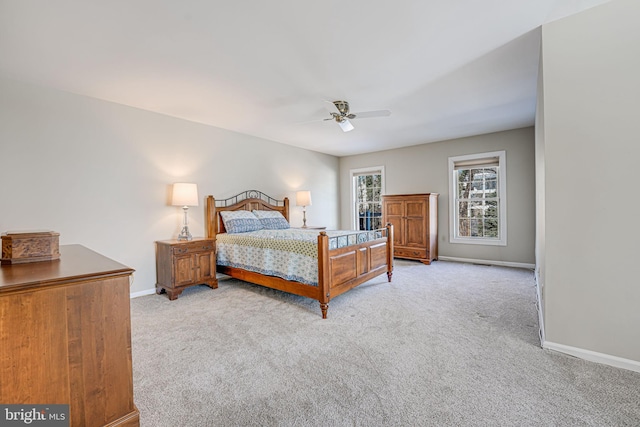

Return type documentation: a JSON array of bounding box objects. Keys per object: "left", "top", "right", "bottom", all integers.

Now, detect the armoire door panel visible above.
[
  {"left": 405, "top": 200, "right": 427, "bottom": 217},
  {"left": 405, "top": 217, "right": 427, "bottom": 247}
]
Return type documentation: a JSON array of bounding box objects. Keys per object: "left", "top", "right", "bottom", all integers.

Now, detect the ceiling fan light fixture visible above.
[{"left": 337, "top": 118, "right": 354, "bottom": 132}]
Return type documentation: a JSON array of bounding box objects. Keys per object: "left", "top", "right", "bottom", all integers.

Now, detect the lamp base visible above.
[
  {"left": 177, "top": 206, "right": 193, "bottom": 241},
  {"left": 177, "top": 226, "right": 192, "bottom": 241}
]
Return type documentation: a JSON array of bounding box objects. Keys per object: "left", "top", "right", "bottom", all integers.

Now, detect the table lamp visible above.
[
  {"left": 296, "top": 190, "right": 312, "bottom": 228},
  {"left": 172, "top": 183, "right": 199, "bottom": 241}
]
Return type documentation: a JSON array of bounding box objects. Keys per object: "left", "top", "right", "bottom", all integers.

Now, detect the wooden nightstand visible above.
[
  {"left": 293, "top": 226, "right": 326, "bottom": 230},
  {"left": 155, "top": 238, "right": 218, "bottom": 300}
]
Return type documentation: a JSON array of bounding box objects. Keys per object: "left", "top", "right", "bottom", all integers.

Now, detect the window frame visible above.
[
  {"left": 448, "top": 151, "right": 507, "bottom": 246},
  {"left": 350, "top": 166, "right": 385, "bottom": 231}
]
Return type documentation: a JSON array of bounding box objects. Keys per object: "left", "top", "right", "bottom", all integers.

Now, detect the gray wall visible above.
[
  {"left": 339, "top": 127, "right": 536, "bottom": 265},
  {"left": 0, "top": 76, "right": 340, "bottom": 295},
  {"left": 539, "top": 0, "right": 640, "bottom": 362}
]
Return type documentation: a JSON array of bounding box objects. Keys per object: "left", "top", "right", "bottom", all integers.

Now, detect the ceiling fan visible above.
[{"left": 324, "top": 100, "right": 391, "bottom": 132}]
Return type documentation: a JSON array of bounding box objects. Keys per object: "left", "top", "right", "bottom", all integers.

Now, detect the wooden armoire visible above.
[{"left": 382, "top": 193, "right": 438, "bottom": 264}]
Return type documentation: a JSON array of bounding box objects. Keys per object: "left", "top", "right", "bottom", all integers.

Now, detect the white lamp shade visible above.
[
  {"left": 296, "top": 190, "right": 312, "bottom": 207},
  {"left": 172, "top": 183, "right": 199, "bottom": 207}
]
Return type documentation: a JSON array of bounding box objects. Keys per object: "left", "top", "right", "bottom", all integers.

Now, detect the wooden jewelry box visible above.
[{"left": 1, "top": 230, "right": 60, "bottom": 265}]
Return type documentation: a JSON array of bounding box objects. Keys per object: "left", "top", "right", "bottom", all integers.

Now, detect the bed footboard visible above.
[{"left": 317, "top": 224, "right": 394, "bottom": 318}]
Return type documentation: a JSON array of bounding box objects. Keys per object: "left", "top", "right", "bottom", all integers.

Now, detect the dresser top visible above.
[{"left": 0, "top": 244, "right": 133, "bottom": 293}]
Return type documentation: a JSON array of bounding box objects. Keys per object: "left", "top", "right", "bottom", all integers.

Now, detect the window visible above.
[
  {"left": 350, "top": 166, "right": 385, "bottom": 230},
  {"left": 448, "top": 151, "right": 506, "bottom": 246}
]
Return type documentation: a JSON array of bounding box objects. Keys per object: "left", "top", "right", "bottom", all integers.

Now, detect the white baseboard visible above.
[
  {"left": 130, "top": 288, "right": 156, "bottom": 299},
  {"left": 543, "top": 341, "right": 640, "bottom": 373},
  {"left": 437, "top": 256, "right": 535, "bottom": 270}
]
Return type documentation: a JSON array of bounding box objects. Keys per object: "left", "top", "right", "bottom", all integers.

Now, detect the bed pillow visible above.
[
  {"left": 220, "top": 210, "right": 263, "bottom": 234},
  {"left": 252, "top": 210, "right": 290, "bottom": 230}
]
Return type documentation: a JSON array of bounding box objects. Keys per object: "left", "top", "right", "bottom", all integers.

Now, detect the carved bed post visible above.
[
  {"left": 283, "top": 197, "right": 290, "bottom": 223},
  {"left": 317, "top": 231, "right": 331, "bottom": 319},
  {"left": 206, "top": 196, "right": 217, "bottom": 238},
  {"left": 386, "top": 223, "right": 394, "bottom": 282}
]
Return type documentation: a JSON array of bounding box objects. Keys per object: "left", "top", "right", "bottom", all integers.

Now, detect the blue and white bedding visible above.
[{"left": 216, "top": 228, "right": 383, "bottom": 286}]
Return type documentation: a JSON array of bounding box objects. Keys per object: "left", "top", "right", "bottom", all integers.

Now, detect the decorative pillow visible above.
[
  {"left": 252, "top": 210, "right": 290, "bottom": 230},
  {"left": 220, "top": 210, "right": 263, "bottom": 234}
]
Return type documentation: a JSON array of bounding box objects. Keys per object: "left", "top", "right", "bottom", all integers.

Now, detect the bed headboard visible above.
[{"left": 206, "top": 190, "right": 290, "bottom": 238}]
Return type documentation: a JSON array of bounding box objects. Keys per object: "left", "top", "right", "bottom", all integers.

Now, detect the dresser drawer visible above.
[
  {"left": 394, "top": 248, "right": 427, "bottom": 259},
  {"left": 172, "top": 241, "right": 214, "bottom": 255}
]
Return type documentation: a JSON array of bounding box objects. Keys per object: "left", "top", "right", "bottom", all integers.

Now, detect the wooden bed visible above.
[{"left": 205, "top": 190, "right": 394, "bottom": 318}]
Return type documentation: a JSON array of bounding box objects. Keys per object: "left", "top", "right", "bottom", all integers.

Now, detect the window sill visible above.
[{"left": 450, "top": 237, "right": 507, "bottom": 246}]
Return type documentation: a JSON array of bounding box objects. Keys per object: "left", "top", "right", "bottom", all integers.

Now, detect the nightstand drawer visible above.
[{"left": 172, "top": 242, "right": 214, "bottom": 255}]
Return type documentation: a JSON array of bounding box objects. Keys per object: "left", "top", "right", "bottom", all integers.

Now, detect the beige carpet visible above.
[{"left": 130, "top": 260, "right": 640, "bottom": 426}]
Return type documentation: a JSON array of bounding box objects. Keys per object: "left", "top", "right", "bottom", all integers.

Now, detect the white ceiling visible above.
[{"left": 0, "top": 0, "right": 610, "bottom": 157}]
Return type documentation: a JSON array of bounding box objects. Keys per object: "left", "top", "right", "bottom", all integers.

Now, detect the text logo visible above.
[{"left": 0, "top": 405, "right": 69, "bottom": 427}]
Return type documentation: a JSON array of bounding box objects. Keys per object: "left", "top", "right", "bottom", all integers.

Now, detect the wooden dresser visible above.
[
  {"left": 0, "top": 245, "right": 139, "bottom": 427},
  {"left": 382, "top": 193, "right": 439, "bottom": 264}
]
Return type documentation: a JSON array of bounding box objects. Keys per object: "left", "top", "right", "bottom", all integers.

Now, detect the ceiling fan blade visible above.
[
  {"left": 352, "top": 109, "right": 392, "bottom": 119},
  {"left": 324, "top": 100, "right": 340, "bottom": 114},
  {"left": 337, "top": 119, "right": 354, "bottom": 132}
]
